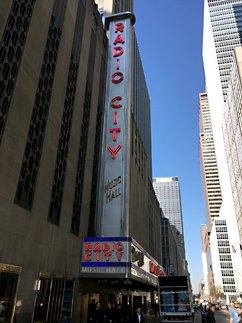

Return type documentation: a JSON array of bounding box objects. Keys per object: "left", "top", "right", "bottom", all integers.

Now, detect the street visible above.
[
  {"left": 194, "top": 309, "right": 230, "bottom": 323},
  {"left": 143, "top": 310, "right": 230, "bottom": 323}
]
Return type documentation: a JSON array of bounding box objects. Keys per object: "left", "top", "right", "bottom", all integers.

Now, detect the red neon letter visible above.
[
  {"left": 97, "top": 252, "right": 100, "bottom": 261},
  {"left": 110, "top": 128, "right": 121, "bottom": 141},
  {"left": 115, "top": 23, "right": 124, "bottom": 32},
  {"left": 113, "top": 47, "right": 124, "bottom": 57},
  {"left": 116, "top": 252, "right": 124, "bottom": 261},
  {"left": 85, "top": 252, "right": 91, "bottom": 261},
  {"left": 105, "top": 252, "right": 112, "bottom": 261},
  {"left": 111, "top": 96, "right": 122, "bottom": 109},
  {"left": 113, "top": 34, "right": 124, "bottom": 45},
  {"left": 111, "top": 72, "right": 123, "bottom": 83},
  {"left": 85, "top": 243, "right": 92, "bottom": 251},
  {"left": 116, "top": 59, "right": 120, "bottom": 70},
  {"left": 103, "top": 243, "right": 110, "bottom": 251},
  {"left": 116, "top": 242, "right": 124, "bottom": 251},
  {"left": 114, "top": 112, "right": 117, "bottom": 124},
  {"left": 108, "top": 145, "right": 121, "bottom": 159},
  {"left": 93, "top": 243, "right": 101, "bottom": 251}
]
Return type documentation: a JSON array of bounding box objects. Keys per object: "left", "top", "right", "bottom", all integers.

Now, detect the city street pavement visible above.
[
  {"left": 143, "top": 310, "right": 231, "bottom": 322},
  {"left": 194, "top": 309, "right": 230, "bottom": 323}
]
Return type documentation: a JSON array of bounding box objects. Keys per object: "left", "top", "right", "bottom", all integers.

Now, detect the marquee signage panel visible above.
[
  {"left": 80, "top": 237, "right": 165, "bottom": 286},
  {"left": 97, "top": 13, "right": 135, "bottom": 237}
]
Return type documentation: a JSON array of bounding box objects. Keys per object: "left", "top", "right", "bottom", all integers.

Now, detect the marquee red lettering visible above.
[
  {"left": 116, "top": 59, "right": 120, "bottom": 70},
  {"left": 97, "top": 252, "right": 100, "bottom": 261},
  {"left": 103, "top": 243, "right": 110, "bottom": 251},
  {"left": 111, "top": 96, "right": 122, "bottom": 108},
  {"left": 85, "top": 252, "right": 91, "bottom": 261},
  {"left": 113, "top": 47, "right": 124, "bottom": 57},
  {"left": 110, "top": 128, "right": 121, "bottom": 141},
  {"left": 105, "top": 252, "right": 112, "bottom": 261},
  {"left": 114, "top": 112, "right": 117, "bottom": 124},
  {"left": 116, "top": 242, "right": 124, "bottom": 251},
  {"left": 85, "top": 243, "right": 92, "bottom": 251},
  {"left": 93, "top": 243, "right": 101, "bottom": 251},
  {"left": 108, "top": 145, "right": 121, "bottom": 159},
  {"left": 113, "top": 34, "right": 124, "bottom": 45},
  {"left": 116, "top": 252, "right": 123, "bottom": 261},
  {"left": 111, "top": 72, "right": 123, "bottom": 83},
  {"left": 115, "top": 23, "right": 124, "bottom": 33}
]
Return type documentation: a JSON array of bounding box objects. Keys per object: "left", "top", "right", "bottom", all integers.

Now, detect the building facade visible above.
[
  {"left": 202, "top": 0, "right": 242, "bottom": 302},
  {"left": 199, "top": 92, "right": 223, "bottom": 229},
  {"left": 222, "top": 46, "right": 242, "bottom": 245},
  {"left": 153, "top": 177, "right": 184, "bottom": 235},
  {"left": 79, "top": 10, "right": 163, "bottom": 321},
  {"left": 95, "top": 0, "right": 134, "bottom": 16},
  {"left": 0, "top": 0, "right": 108, "bottom": 322}
]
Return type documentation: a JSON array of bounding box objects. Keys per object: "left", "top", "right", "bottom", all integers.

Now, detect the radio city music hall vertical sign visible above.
[{"left": 97, "top": 13, "right": 135, "bottom": 237}]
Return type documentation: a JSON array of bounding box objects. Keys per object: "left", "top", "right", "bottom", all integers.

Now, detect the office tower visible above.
[
  {"left": 202, "top": 0, "right": 242, "bottom": 302},
  {"left": 153, "top": 177, "right": 184, "bottom": 235},
  {"left": 0, "top": 1, "right": 107, "bottom": 322},
  {"left": 222, "top": 46, "right": 242, "bottom": 245},
  {"left": 204, "top": 0, "right": 242, "bottom": 98},
  {"left": 199, "top": 92, "right": 223, "bottom": 229}
]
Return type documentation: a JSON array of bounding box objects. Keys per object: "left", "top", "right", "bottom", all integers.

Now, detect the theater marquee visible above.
[{"left": 80, "top": 237, "right": 165, "bottom": 287}]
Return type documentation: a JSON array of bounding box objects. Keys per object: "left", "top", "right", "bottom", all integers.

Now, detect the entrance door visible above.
[
  {"left": 133, "top": 296, "right": 142, "bottom": 313},
  {"left": 0, "top": 272, "right": 19, "bottom": 323}
]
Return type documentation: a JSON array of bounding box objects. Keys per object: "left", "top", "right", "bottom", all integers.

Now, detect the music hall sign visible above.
[{"left": 97, "top": 13, "right": 135, "bottom": 237}]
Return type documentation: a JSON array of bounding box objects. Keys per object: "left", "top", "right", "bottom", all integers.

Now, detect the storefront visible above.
[{"left": 80, "top": 237, "right": 165, "bottom": 321}]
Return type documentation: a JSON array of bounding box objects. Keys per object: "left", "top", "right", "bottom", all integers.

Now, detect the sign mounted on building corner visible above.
[{"left": 97, "top": 13, "right": 135, "bottom": 237}]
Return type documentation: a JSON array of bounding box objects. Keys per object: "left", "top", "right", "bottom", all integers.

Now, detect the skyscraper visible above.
[
  {"left": 153, "top": 177, "right": 184, "bottom": 235},
  {"left": 222, "top": 46, "right": 242, "bottom": 245},
  {"left": 202, "top": 0, "right": 242, "bottom": 302},
  {"left": 199, "top": 92, "right": 223, "bottom": 229},
  {"left": 205, "top": 0, "right": 242, "bottom": 98}
]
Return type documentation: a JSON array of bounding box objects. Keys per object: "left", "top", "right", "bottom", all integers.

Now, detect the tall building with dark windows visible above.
[{"left": 0, "top": 1, "right": 107, "bottom": 322}]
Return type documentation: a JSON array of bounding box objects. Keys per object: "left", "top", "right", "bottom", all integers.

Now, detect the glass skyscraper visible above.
[{"left": 153, "top": 177, "right": 184, "bottom": 235}]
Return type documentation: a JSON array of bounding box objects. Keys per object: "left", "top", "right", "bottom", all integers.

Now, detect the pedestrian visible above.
[
  {"left": 90, "top": 302, "right": 104, "bottom": 323},
  {"left": 115, "top": 304, "right": 123, "bottom": 323},
  {"left": 230, "top": 300, "right": 241, "bottom": 323},
  {"left": 236, "top": 307, "right": 242, "bottom": 323},
  {"left": 88, "top": 299, "right": 96, "bottom": 322},
  {"left": 105, "top": 302, "right": 115, "bottom": 323},
  {"left": 206, "top": 304, "right": 216, "bottom": 323},
  {"left": 131, "top": 307, "right": 144, "bottom": 323}
]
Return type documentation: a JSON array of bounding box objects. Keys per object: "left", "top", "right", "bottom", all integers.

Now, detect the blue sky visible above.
[{"left": 134, "top": 0, "right": 206, "bottom": 293}]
